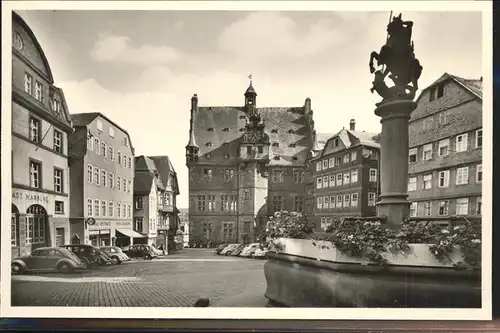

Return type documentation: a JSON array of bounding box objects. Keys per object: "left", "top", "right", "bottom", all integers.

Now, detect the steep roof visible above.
[
  {"left": 191, "top": 105, "right": 310, "bottom": 166},
  {"left": 134, "top": 172, "right": 154, "bottom": 195},
  {"left": 148, "top": 156, "right": 179, "bottom": 195},
  {"left": 314, "top": 127, "right": 380, "bottom": 159},
  {"left": 417, "top": 72, "right": 483, "bottom": 103}
]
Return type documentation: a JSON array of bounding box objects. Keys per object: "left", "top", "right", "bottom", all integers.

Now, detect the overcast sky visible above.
[{"left": 15, "top": 9, "right": 483, "bottom": 208}]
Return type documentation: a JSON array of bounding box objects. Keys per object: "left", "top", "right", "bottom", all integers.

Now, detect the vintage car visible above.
[
  {"left": 60, "top": 244, "right": 112, "bottom": 267},
  {"left": 239, "top": 243, "right": 261, "bottom": 258},
  {"left": 11, "top": 247, "right": 86, "bottom": 274},
  {"left": 100, "top": 246, "right": 130, "bottom": 264},
  {"left": 122, "top": 244, "right": 157, "bottom": 260}
]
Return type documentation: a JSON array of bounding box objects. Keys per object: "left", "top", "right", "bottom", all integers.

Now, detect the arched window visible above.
[
  {"left": 11, "top": 205, "right": 19, "bottom": 246},
  {"left": 26, "top": 204, "right": 47, "bottom": 245}
]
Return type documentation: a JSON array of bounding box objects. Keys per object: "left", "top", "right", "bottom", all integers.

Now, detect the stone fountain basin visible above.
[{"left": 263, "top": 238, "right": 481, "bottom": 308}]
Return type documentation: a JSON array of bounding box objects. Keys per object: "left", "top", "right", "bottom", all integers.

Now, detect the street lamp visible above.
[{"left": 165, "top": 224, "right": 170, "bottom": 255}]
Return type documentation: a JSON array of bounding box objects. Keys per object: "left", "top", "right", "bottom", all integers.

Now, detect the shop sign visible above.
[
  {"left": 12, "top": 191, "right": 49, "bottom": 204},
  {"left": 96, "top": 221, "right": 111, "bottom": 227}
]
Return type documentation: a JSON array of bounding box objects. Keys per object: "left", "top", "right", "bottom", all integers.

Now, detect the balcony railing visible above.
[{"left": 158, "top": 204, "right": 174, "bottom": 212}]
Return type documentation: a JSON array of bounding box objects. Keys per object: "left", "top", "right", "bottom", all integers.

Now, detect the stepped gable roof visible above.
[{"left": 192, "top": 105, "right": 309, "bottom": 166}]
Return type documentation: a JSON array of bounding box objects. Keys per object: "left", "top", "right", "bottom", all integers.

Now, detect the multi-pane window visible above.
[
  {"left": 101, "top": 200, "right": 106, "bottom": 217},
  {"left": 335, "top": 156, "right": 342, "bottom": 166},
  {"left": 343, "top": 194, "right": 350, "bottom": 208},
  {"left": 207, "top": 195, "right": 216, "bottom": 212},
  {"left": 52, "top": 99, "right": 61, "bottom": 113},
  {"left": 476, "top": 129, "right": 482, "bottom": 148},
  {"left": 316, "top": 177, "right": 322, "bottom": 189},
  {"left": 438, "top": 110, "right": 450, "bottom": 125},
  {"left": 197, "top": 195, "right": 206, "bottom": 212},
  {"left": 123, "top": 178, "right": 127, "bottom": 192},
  {"left": 476, "top": 164, "right": 482, "bottom": 183},
  {"left": 273, "top": 196, "right": 284, "bottom": 212},
  {"left": 423, "top": 201, "right": 432, "bottom": 216},
  {"left": 438, "top": 139, "right": 449, "bottom": 156},
  {"left": 108, "top": 201, "right": 114, "bottom": 217},
  {"left": 328, "top": 158, "right": 335, "bottom": 168},
  {"left": 293, "top": 169, "right": 304, "bottom": 183},
  {"left": 329, "top": 175, "right": 335, "bottom": 187},
  {"left": 123, "top": 154, "right": 128, "bottom": 168},
  {"left": 343, "top": 154, "right": 350, "bottom": 164},
  {"left": 222, "top": 223, "right": 233, "bottom": 240},
  {"left": 116, "top": 176, "right": 121, "bottom": 190},
  {"left": 87, "top": 198, "right": 93, "bottom": 216},
  {"left": 128, "top": 179, "right": 131, "bottom": 194},
  {"left": 128, "top": 157, "right": 132, "bottom": 169},
  {"left": 410, "top": 202, "right": 417, "bottom": 217},
  {"left": 438, "top": 200, "right": 449, "bottom": 216},
  {"left": 351, "top": 169, "right": 358, "bottom": 183},
  {"left": 25, "top": 210, "right": 45, "bottom": 244},
  {"left": 422, "top": 144, "right": 432, "bottom": 160},
  {"left": 135, "top": 218, "right": 144, "bottom": 232},
  {"left": 128, "top": 205, "right": 131, "bottom": 218},
  {"left": 124, "top": 137, "right": 129, "bottom": 147},
  {"left": 323, "top": 196, "right": 329, "bottom": 209},
  {"left": 408, "top": 177, "right": 417, "bottom": 191},
  {"left": 54, "top": 168, "right": 63, "bottom": 193},
  {"left": 97, "top": 120, "right": 103, "bottom": 132},
  {"left": 317, "top": 197, "right": 323, "bottom": 209},
  {"left": 102, "top": 141, "right": 107, "bottom": 158},
  {"left": 322, "top": 160, "right": 328, "bottom": 170},
  {"left": 438, "top": 170, "right": 450, "bottom": 188},
  {"left": 456, "top": 134, "right": 468, "bottom": 152},
  {"left": 456, "top": 167, "right": 469, "bottom": 185},
  {"left": 117, "top": 203, "right": 121, "bottom": 217},
  {"left": 336, "top": 195, "right": 342, "bottom": 208},
  {"left": 423, "top": 174, "right": 432, "bottom": 189},
  {"left": 230, "top": 195, "right": 237, "bottom": 212},
  {"left": 368, "top": 192, "right": 376, "bottom": 206},
  {"left": 94, "top": 199, "right": 100, "bottom": 217},
  {"left": 316, "top": 162, "right": 322, "bottom": 171},
  {"left": 409, "top": 148, "right": 417, "bottom": 163},
  {"left": 330, "top": 196, "right": 335, "bottom": 208},
  {"left": 323, "top": 176, "right": 329, "bottom": 188},
  {"left": 369, "top": 169, "right": 377, "bottom": 182},
  {"left": 351, "top": 193, "right": 358, "bottom": 207},
  {"left": 135, "top": 197, "right": 143, "bottom": 210},
  {"left": 29, "top": 160, "right": 41, "bottom": 188},
  {"left": 53, "top": 130, "right": 63, "bottom": 153},
  {"left": 109, "top": 127, "right": 115, "bottom": 137},
  {"left": 109, "top": 173, "right": 114, "bottom": 189},
  {"left": 24, "top": 73, "right": 32, "bottom": 94},
  {"left": 293, "top": 196, "right": 304, "bottom": 212},
  {"left": 220, "top": 195, "right": 229, "bottom": 212},
  {"left": 108, "top": 147, "right": 114, "bottom": 161},
  {"left": 223, "top": 169, "right": 235, "bottom": 181},
  {"left": 101, "top": 170, "right": 107, "bottom": 187},
  {"left": 87, "top": 131, "right": 93, "bottom": 151},
  {"left": 35, "top": 81, "right": 43, "bottom": 101},
  {"left": 94, "top": 138, "right": 100, "bottom": 155},
  {"left": 11, "top": 213, "right": 18, "bottom": 246},
  {"left": 29, "top": 117, "right": 41, "bottom": 143},
  {"left": 476, "top": 197, "right": 482, "bottom": 215},
  {"left": 336, "top": 173, "right": 342, "bottom": 186},
  {"left": 351, "top": 151, "right": 357, "bottom": 162},
  {"left": 272, "top": 170, "right": 284, "bottom": 183},
  {"left": 456, "top": 198, "right": 469, "bottom": 215},
  {"left": 343, "top": 172, "right": 350, "bottom": 185},
  {"left": 118, "top": 152, "right": 122, "bottom": 165}
]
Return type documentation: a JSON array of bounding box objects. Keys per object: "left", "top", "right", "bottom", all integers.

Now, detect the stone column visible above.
[{"left": 374, "top": 99, "right": 417, "bottom": 229}]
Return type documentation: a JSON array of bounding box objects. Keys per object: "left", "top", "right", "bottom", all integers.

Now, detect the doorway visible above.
[{"left": 56, "top": 228, "right": 65, "bottom": 246}]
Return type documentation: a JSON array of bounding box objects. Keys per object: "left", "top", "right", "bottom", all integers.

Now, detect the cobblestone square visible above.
[{"left": 11, "top": 249, "right": 268, "bottom": 307}]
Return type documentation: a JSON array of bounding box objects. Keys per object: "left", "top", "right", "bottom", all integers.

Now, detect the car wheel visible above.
[
  {"left": 225, "top": 252, "right": 231, "bottom": 256},
  {"left": 111, "top": 256, "right": 120, "bottom": 265},
  {"left": 250, "top": 253, "right": 255, "bottom": 258},
  {"left": 11, "top": 263, "right": 24, "bottom": 275},
  {"left": 81, "top": 257, "right": 91, "bottom": 268},
  {"left": 57, "top": 262, "right": 73, "bottom": 274},
  {"left": 143, "top": 254, "right": 151, "bottom": 260}
]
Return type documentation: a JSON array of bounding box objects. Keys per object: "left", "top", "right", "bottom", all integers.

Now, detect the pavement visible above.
[{"left": 10, "top": 249, "right": 269, "bottom": 307}]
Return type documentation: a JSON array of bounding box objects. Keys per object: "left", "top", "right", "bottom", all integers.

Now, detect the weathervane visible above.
[{"left": 369, "top": 12, "right": 423, "bottom": 106}]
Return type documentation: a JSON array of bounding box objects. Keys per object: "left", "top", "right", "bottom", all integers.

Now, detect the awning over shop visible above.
[{"left": 116, "top": 229, "right": 146, "bottom": 239}]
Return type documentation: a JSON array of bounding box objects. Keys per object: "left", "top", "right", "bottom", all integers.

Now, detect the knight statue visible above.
[{"left": 369, "top": 12, "right": 423, "bottom": 105}]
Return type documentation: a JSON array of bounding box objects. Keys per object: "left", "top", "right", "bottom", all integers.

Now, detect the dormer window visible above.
[
  {"left": 437, "top": 83, "right": 444, "bottom": 98},
  {"left": 222, "top": 128, "right": 229, "bottom": 132},
  {"left": 14, "top": 32, "right": 23, "bottom": 50},
  {"left": 288, "top": 129, "right": 295, "bottom": 133},
  {"left": 97, "top": 120, "right": 103, "bottom": 132},
  {"left": 224, "top": 153, "right": 230, "bottom": 159},
  {"left": 205, "top": 142, "right": 213, "bottom": 147},
  {"left": 52, "top": 99, "right": 61, "bottom": 114},
  {"left": 206, "top": 153, "right": 211, "bottom": 159},
  {"left": 292, "top": 156, "right": 298, "bottom": 161},
  {"left": 207, "top": 128, "right": 214, "bottom": 132},
  {"left": 274, "top": 155, "right": 281, "bottom": 160},
  {"left": 333, "top": 138, "right": 339, "bottom": 147},
  {"left": 223, "top": 142, "right": 228, "bottom": 146},
  {"left": 271, "top": 129, "right": 278, "bottom": 133},
  {"left": 289, "top": 143, "right": 296, "bottom": 148},
  {"left": 272, "top": 142, "right": 279, "bottom": 147}
]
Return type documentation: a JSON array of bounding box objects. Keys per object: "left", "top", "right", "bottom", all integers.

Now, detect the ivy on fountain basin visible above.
[{"left": 260, "top": 211, "right": 481, "bottom": 268}]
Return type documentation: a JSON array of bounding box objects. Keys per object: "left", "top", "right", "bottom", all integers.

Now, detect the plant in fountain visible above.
[{"left": 259, "top": 211, "right": 312, "bottom": 251}]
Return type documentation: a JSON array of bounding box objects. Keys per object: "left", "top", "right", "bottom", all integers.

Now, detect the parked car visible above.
[
  {"left": 149, "top": 244, "right": 165, "bottom": 256},
  {"left": 60, "top": 244, "right": 112, "bottom": 267},
  {"left": 253, "top": 247, "right": 270, "bottom": 259},
  {"left": 100, "top": 246, "right": 130, "bottom": 264},
  {"left": 11, "top": 247, "right": 87, "bottom": 274},
  {"left": 122, "top": 244, "right": 157, "bottom": 260},
  {"left": 239, "top": 243, "right": 261, "bottom": 258},
  {"left": 230, "top": 244, "right": 248, "bottom": 256},
  {"left": 214, "top": 243, "right": 230, "bottom": 254},
  {"left": 219, "top": 244, "right": 239, "bottom": 256}
]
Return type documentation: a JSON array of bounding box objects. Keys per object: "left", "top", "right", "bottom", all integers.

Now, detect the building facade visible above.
[
  {"left": 307, "top": 120, "right": 381, "bottom": 230},
  {"left": 178, "top": 209, "right": 189, "bottom": 247},
  {"left": 186, "top": 81, "right": 316, "bottom": 244},
  {"left": 133, "top": 156, "right": 180, "bottom": 251},
  {"left": 408, "top": 73, "right": 483, "bottom": 218},
  {"left": 68, "top": 113, "right": 137, "bottom": 247},
  {"left": 11, "top": 12, "right": 74, "bottom": 257}
]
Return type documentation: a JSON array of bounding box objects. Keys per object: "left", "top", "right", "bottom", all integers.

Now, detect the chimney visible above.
[
  {"left": 480, "top": 76, "right": 483, "bottom": 82},
  {"left": 304, "top": 97, "right": 311, "bottom": 114},
  {"left": 191, "top": 94, "right": 198, "bottom": 112},
  {"left": 349, "top": 119, "right": 355, "bottom": 131}
]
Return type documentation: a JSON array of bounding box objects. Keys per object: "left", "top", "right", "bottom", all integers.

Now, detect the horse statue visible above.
[{"left": 369, "top": 13, "right": 423, "bottom": 104}]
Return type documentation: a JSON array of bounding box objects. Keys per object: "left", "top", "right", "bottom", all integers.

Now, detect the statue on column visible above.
[{"left": 369, "top": 12, "right": 423, "bottom": 105}]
